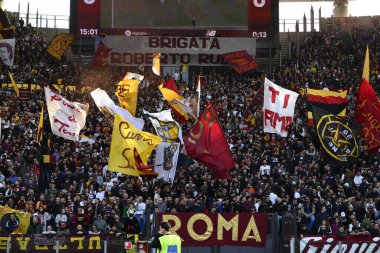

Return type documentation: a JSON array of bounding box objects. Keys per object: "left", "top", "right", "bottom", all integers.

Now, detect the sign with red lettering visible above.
[
  {"left": 222, "top": 50, "right": 257, "bottom": 73},
  {"left": 159, "top": 213, "right": 267, "bottom": 247},
  {"left": 300, "top": 235, "right": 380, "bottom": 253},
  {"left": 44, "top": 87, "right": 88, "bottom": 141},
  {"left": 263, "top": 78, "right": 298, "bottom": 137}
]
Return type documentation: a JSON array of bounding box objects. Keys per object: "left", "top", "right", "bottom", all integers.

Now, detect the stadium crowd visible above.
[{"left": 0, "top": 16, "right": 380, "bottom": 240}]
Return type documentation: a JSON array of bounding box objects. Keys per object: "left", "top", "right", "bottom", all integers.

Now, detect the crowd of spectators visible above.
[{"left": 0, "top": 16, "right": 380, "bottom": 241}]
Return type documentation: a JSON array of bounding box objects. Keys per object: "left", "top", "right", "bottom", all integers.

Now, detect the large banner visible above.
[
  {"left": 222, "top": 50, "right": 257, "bottom": 73},
  {"left": 263, "top": 78, "right": 298, "bottom": 137},
  {"left": 159, "top": 213, "right": 267, "bottom": 247},
  {"left": 44, "top": 87, "right": 88, "bottom": 141},
  {"left": 0, "top": 235, "right": 120, "bottom": 253},
  {"left": 103, "top": 36, "right": 256, "bottom": 66},
  {"left": 300, "top": 236, "right": 380, "bottom": 253}
]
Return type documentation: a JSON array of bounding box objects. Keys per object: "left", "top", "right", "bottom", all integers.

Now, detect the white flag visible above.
[
  {"left": 263, "top": 77, "right": 299, "bottom": 137},
  {"left": 154, "top": 142, "right": 180, "bottom": 184},
  {"left": 44, "top": 87, "right": 88, "bottom": 141},
  {"left": 143, "top": 109, "right": 183, "bottom": 144},
  {"left": 123, "top": 72, "right": 144, "bottom": 81},
  {"left": 0, "top": 39, "right": 15, "bottom": 67},
  {"left": 90, "top": 88, "right": 144, "bottom": 130}
]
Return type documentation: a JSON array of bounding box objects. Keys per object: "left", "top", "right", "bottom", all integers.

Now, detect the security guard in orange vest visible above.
[{"left": 151, "top": 222, "right": 181, "bottom": 253}]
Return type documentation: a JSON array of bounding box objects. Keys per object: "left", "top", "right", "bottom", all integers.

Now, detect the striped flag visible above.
[
  {"left": 37, "top": 103, "right": 44, "bottom": 143},
  {"left": 306, "top": 88, "right": 348, "bottom": 126}
]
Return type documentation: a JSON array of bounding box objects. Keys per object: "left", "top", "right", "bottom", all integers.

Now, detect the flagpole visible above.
[{"left": 111, "top": 0, "right": 114, "bottom": 28}]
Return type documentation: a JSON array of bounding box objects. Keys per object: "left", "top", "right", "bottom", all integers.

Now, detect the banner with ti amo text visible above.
[
  {"left": 159, "top": 213, "right": 267, "bottom": 247},
  {"left": 44, "top": 87, "right": 88, "bottom": 141},
  {"left": 108, "top": 114, "right": 162, "bottom": 177},
  {"left": 1, "top": 235, "right": 121, "bottom": 253},
  {"left": 0, "top": 205, "right": 31, "bottom": 234},
  {"left": 154, "top": 142, "right": 180, "bottom": 184},
  {"left": 103, "top": 36, "right": 256, "bottom": 66},
  {"left": 263, "top": 78, "right": 299, "bottom": 137},
  {"left": 300, "top": 235, "right": 380, "bottom": 253}
]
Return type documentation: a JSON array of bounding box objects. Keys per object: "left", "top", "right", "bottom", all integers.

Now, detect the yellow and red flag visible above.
[
  {"left": 152, "top": 52, "right": 161, "bottom": 76},
  {"left": 37, "top": 103, "right": 44, "bottom": 143},
  {"left": 108, "top": 114, "right": 162, "bottom": 176},
  {"left": 47, "top": 33, "right": 74, "bottom": 60},
  {"left": 8, "top": 71, "right": 19, "bottom": 97},
  {"left": 115, "top": 79, "right": 140, "bottom": 116}
]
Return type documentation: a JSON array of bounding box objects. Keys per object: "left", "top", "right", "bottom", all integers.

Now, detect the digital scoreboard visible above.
[{"left": 70, "top": 0, "right": 279, "bottom": 42}]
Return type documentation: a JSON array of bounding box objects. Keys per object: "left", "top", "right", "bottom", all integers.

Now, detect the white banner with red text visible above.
[
  {"left": 102, "top": 36, "right": 256, "bottom": 66},
  {"left": 263, "top": 78, "right": 298, "bottom": 137},
  {"left": 44, "top": 87, "right": 87, "bottom": 141}
]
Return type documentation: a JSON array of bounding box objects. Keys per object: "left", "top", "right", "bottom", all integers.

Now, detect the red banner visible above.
[
  {"left": 0, "top": 235, "right": 121, "bottom": 253},
  {"left": 159, "top": 213, "right": 268, "bottom": 247},
  {"left": 355, "top": 79, "right": 380, "bottom": 154},
  {"left": 222, "top": 50, "right": 257, "bottom": 74},
  {"left": 300, "top": 235, "right": 380, "bottom": 253}
]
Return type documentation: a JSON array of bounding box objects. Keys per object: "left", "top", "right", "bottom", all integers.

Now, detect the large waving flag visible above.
[
  {"left": 185, "top": 105, "right": 234, "bottom": 179},
  {"left": 355, "top": 47, "right": 380, "bottom": 154},
  {"left": 306, "top": 88, "right": 348, "bottom": 126},
  {"left": 163, "top": 78, "right": 179, "bottom": 94},
  {"left": 144, "top": 109, "right": 183, "bottom": 144},
  {"left": 37, "top": 103, "right": 44, "bottom": 143},
  {"left": 44, "top": 87, "right": 88, "bottom": 141},
  {"left": 263, "top": 78, "right": 299, "bottom": 137},
  {"left": 0, "top": 38, "right": 15, "bottom": 66},
  {"left": 91, "top": 88, "right": 144, "bottom": 130},
  {"left": 152, "top": 52, "right": 161, "bottom": 76},
  {"left": 8, "top": 71, "right": 19, "bottom": 97},
  {"left": 47, "top": 33, "right": 74, "bottom": 60},
  {"left": 159, "top": 86, "right": 191, "bottom": 122},
  {"left": 108, "top": 114, "right": 162, "bottom": 176},
  {"left": 244, "top": 84, "right": 264, "bottom": 126},
  {"left": 115, "top": 79, "right": 140, "bottom": 116},
  {"left": 0, "top": 205, "right": 31, "bottom": 233},
  {"left": 313, "top": 106, "right": 359, "bottom": 163}
]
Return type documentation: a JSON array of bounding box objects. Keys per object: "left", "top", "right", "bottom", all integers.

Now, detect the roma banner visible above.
[
  {"left": 355, "top": 79, "right": 380, "bottom": 154},
  {"left": 263, "top": 78, "right": 298, "bottom": 137},
  {"left": 154, "top": 142, "right": 180, "bottom": 183},
  {"left": 222, "top": 50, "right": 257, "bottom": 73},
  {"left": 159, "top": 86, "right": 191, "bottom": 122},
  {"left": 115, "top": 79, "right": 140, "bottom": 116},
  {"left": 143, "top": 109, "right": 183, "bottom": 143},
  {"left": 300, "top": 235, "right": 380, "bottom": 253},
  {"left": 159, "top": 213, "right": 267, "bottom": 247},
  {"left": 108, "top": 114, "right": 162, "bottom": 176},
  {"left": 3, "top": 235, "right": 120, "bottom": 253},
  {"left": 185, "top": 105, "right": 234, "bottom": 179},
  {"left": 91, "top": 88, "right": 144, "bottom": 130},
  {"left": 47, "top": 33, "right": 74, "bottom": 60},
  {"left": 0, "top": 38, "right": 15, "bottom": 67},
  {"left": 312, "top": 106, "right": 359, "bottom": 163},
  {"left": 44, "top": 87, "right": 88, "bottom": 141},
  {"left": 0, "top": 205, "right": 31, "bottom": 233}
]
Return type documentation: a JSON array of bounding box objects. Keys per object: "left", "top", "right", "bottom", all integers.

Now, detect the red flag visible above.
[
  {"left": 185, "top": 105, "right": 235, "bottom": 179},
  {"left": 94, "top": 41, "right": 112, "bottom": 66},
  {"left": 163, "top": 78, "right": 179, "bottom": 94},
  {"left": 222, "top": 50, "right": 257, "bottom": 74},
  {"left": 355, "top": 79, "right": 380, "bottom": 154}
]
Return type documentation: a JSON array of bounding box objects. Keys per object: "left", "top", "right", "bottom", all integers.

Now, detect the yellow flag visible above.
[
  {"left": 8, "top": 71, "right": 19, "bottom": 97},
  {"left": 362, "top": 46, "right": 370, "bottom": 81},
  {"left": 37, "top": 103, "right": 44, "bottom": 143},
  {"left": 108, "top": 114, "right": 162, "bottom": 176},
  {"left": 159, "top": 86, "right": 190, "bottom": 121},
  {"left": 0, "top": 205, "right": 31, "bottom": 233},
  {"left": 115, "top": 79, "right": 140, "bottom": 116},
  {"left": 152, "top": 52, "right": 161, "bottom": 76},
  {"left": 47, "top": 33, "right": 74, "bottom": 60}
]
